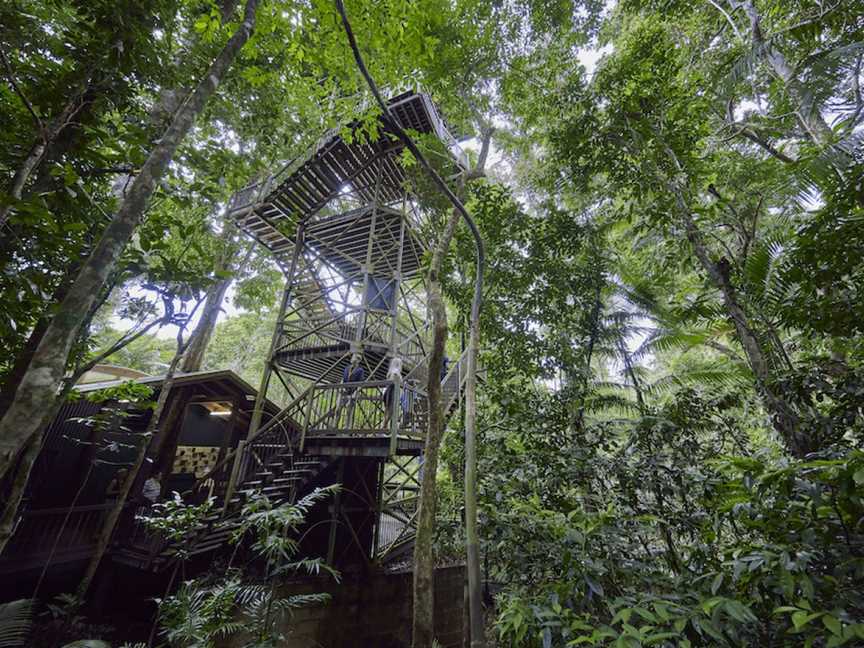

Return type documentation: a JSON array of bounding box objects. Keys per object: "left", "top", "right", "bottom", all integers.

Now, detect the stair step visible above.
[
  {"left": 260, "top": 486, "right": 293, "bottom": 496},
  {"left": 272, "top": 476, "right": 302, "bottom": 485},
  {"left": 279, "top": 468, "right": 315, "bottom": 476}
]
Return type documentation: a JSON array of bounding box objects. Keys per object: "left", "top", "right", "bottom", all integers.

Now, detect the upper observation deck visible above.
[{"left": 227, "top": 91, "right": 467, "bottom": 266}]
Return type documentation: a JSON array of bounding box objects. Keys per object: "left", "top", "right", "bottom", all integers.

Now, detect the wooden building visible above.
[{"left": 0, "top": 369, "right": 279, "bottom": 597}]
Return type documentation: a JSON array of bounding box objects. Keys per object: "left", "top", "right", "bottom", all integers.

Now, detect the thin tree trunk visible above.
[
  {"left": 414, "top": 208, "right": 460, "bottom": 648},
  {"left": 0, "top": 258, "right": 84, "bottom": 420},
  {"left": 0, "top": 375, "right": 85, "bottom": 556},
  {"left": 0, "top": 0, "right": 260, "bottom": 552},
  {"left": 574, "top": 274, "right": 604, "bottom": 429},
  {"left": 335, "top": 5, "right": 486, "bottom": 643},
  {"left": 679, "top": 211, "right": 805, "bottom": 454},
  {"left": 617, "top": 335, "right": 645, "bottom": 413},
  {"left": 0, "top": 88, "right": 87, "bottom": 228},
  {"left": 0, "top": 318, "right": 49, "bottom": 421},
  {"left": 180, "top": 279, "right": 232, "bottom": 373},
  {"left": 76, "top": 342, "right": 188, "bottom": 598},
  {"left": 658, "top": 138, "right": 806, "bottom": 455},
  {"left": 180, "top": 240, "right": 254, "bottom": 373},
  {"left": 0, "top": 434, "right": 42, "bottom": 554}
]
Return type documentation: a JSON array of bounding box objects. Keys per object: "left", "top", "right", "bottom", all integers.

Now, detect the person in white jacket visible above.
[{"left": 141, "top": 471, "right": 162, "bottom": 504}]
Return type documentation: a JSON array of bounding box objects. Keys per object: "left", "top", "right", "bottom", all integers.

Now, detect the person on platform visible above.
[
  {"left": 339, "top": 353, "right": 367, "bottom": 428},
  {"left": 384, "top": 356, "right": 405, "bottom": 429}
]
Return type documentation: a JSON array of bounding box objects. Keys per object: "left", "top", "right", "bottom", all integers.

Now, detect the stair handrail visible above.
[
  {"left": 441, "top": 347, "right": 469, "bottom": 414},
  {"left": 186, "top": 385, "right": 314, "bottom": 502}
]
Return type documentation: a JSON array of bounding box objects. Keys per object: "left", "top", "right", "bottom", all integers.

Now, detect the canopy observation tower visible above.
[{"left": 223, "top": 91, "right": 469, "bottom": 565}]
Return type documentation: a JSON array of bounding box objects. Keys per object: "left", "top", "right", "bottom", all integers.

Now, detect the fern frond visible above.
[{"left": 274, "top": 593, "right": 331, "bottom": 611}]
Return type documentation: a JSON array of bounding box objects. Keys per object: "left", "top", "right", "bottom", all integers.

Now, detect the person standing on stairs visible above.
[
  {"left": 142, "top": 470, "right": 163, "bottom": 506},
  {"left": 340, "top": 353, "right": 366, "bottom": 429}
]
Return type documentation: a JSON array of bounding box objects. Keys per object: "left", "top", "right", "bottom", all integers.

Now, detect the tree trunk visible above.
[
  {"left": 573, "top": 272, "right": 603, "bottom": 430},
  {"left": 0, "top": 318, "right": 49, "bottom": 422},
  {"left": 180, "top": 279, "right": 232, "bottom": 373},
  {"left": 76, "top": 345, "right": 187, "bottom": 598},
  {"left": 412, "top": 208, "right": 461, "bottom": 648},
  {"left": 0, "top": 434, "right": 42, "bottom": 554},
  {"left": 180, "top": 239, "right": 254, "bottom": 373},
  {"left": 0, "top": 89, "right": 88, "bottom": 228},
  {"left": 0, "top": 0, "right": 260, "bottom": 539},
  {"left": 679, "top": 211, "right": 805, "bottom": 454},
  {"left": 654, "top": 133, "right": 807, "bottom": 454},
  {"left": 332, "top": 6, "right": 487, "bottom": 641},
  {"left": 617, "top": 335, "right": 645, "bottom": 414},
  {"left": 0, "top": 256, "right": 85, "bottom": 421}
]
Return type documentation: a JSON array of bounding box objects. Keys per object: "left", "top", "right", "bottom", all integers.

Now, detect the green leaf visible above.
[
  {"left": 823, "top": 615, "right": 842, "bottom": 637},
  {"left": 652, "top": 602, "right": 670, "bottom": 622},
  {"left": 791, "top": 611, "right": 822, "bottom": 630},
  {"left": 773, "top": 606, "right": 801, "bottom": 614},
  {"left": 723, "top": 600, "right": 756, "bottom": 624},
  {"left": 633, "top": 607, "right": 656, "bottom": 623},
  {"left": 645, "top": 632, "right": 679, "bottom": 644}
]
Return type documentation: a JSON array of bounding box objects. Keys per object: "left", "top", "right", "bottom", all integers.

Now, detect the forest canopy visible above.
[{"left": 1, "top": 0, "right": 863, "bottom": 646}]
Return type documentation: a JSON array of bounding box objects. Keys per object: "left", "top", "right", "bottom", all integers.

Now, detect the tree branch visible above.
[
  {"left": 68, "top": 316, "right": 168, "bottom": 385},
  {"left": 0, "top": 44, "right": 44, "bottom": 136},
  {"left": 722, "top": 100, "right": 796, "bottom": 163},
  {"left": 706, "top": 0, "right": 742, "bottom": 42}
]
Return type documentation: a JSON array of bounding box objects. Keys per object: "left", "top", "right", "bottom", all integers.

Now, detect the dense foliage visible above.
[{"left": 1, "top": 0, "right": 862, "bottom": 646}]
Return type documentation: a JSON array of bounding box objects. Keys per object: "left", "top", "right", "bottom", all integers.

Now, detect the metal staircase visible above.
[{"left": 121, "top": 91, "right": 470, "bottom": 572}]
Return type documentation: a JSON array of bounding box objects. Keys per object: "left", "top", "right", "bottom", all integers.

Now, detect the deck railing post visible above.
[
  {"left": 389, "top": 375, "right": 401, "bottom": 456},
  {"left": 222, "top": 439, "right": 246, "bottom": 515}
]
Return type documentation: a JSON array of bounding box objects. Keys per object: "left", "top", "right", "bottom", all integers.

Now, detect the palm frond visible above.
[
  {"left": 584, "top": 393, "right": 641, "bottom": 416},
  {"left": 648, "top": 362, "right": 752, "bottom": 395}
]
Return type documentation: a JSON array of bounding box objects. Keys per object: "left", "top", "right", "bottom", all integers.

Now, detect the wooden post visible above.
[
  {"left": 222, "top": 439, "right": 246, "bottom": 515},
  {"left": 327, "top": 458, "right": 345, "bottom": 565},
  {"left": 213, "top": 396, "right": 241, "bottom": 489},
  {"left": 389, "top": 373, "right": 402, "bottom": 456}
]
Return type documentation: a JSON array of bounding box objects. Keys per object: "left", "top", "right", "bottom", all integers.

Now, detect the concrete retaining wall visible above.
[{"left": 224, "top": 565, "right": 465, "bottom": 648}]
